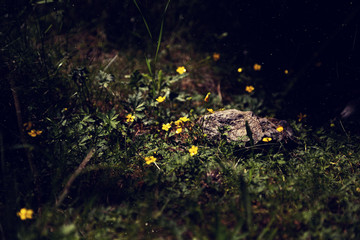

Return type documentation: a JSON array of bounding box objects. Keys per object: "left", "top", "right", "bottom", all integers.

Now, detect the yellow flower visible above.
[
  {"left": 176, "top": 66, "right": 187, "bottom": 75},
  {"left": 156, "top": 96, "right": 166, "bottom": 103},
  {"left": 17, "top": 208, "right": 34, "bottom": 220},
  {"left": 189, "top": 145, "right": 198, "bottom": 156},
  {"left": 276, "top": 126, "right": 284, "bottom": 132},
  {"left": 162, "top": 123, "right": 172, "bottom": 131},
  {"left": 207, "top": 108, "right": 214, "bottom": 113},
  {"left": 245, "top": 85, "right": 255, "bottom": 93},
  {"left": 36, "top": 130, "right": 42, "bottom": 135},
  {"left": 284, "top": 69, "right": 289, "bottom": 74},
  {"left": 262, "top": 137, "right": 272, "bottom": 142},
  {"left": 176, "top": 127, "right": 182, "bottom": 134},
  {"left": 253, "top": 63, "right": 261, "bottom": 71},
  {"left": 145, "top": 156, "right": 157, "bottom": 165},
  {"left": 213, "top": 53, "right": 220, "bottom": 61},
  {"left": 179, "top": 116, "right": 190, "bottom": 122},
  {"left": 237, "top": 67, "right": 243, "bottom": 73},
  {"left": 23, "top": 122, "right": 32, "bottom": 130},
  {"left": 330, "top": 123, "right": 335, "bottom": 127},
  {"left": 175, "top": 116, "right": 190, "bottom": 127},
  {"left": 297, "top": 113, "right": 307, "bottom": 122},
  {"left": 175, "top": 120, "right": 182, "bottom": 127},
  {"left": 204, "top": 92, "right": 211, "bottom": 102},
  {"left": 28, "top": 129, "right": 37, "bottom": 137},
  {"left": 126, "top": 113, "right": 135, "bottom": 123}
]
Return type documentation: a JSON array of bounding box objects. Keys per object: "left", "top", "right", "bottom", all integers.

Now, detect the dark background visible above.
[
  {"left": 3, "top": 0, "right": 360, "bottom": 125},
  {"left": 80, "top": 0, "right": 360, "bottom": 124}
]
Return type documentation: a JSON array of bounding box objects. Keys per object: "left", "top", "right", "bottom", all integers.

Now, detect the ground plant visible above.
[{"left": 1, "top": 1, "right": 360, "bottom": 239}]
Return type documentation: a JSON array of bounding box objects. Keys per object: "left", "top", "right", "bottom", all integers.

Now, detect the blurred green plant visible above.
[{"left": 2, "top": 1, "right": 360, "bottom": 240}]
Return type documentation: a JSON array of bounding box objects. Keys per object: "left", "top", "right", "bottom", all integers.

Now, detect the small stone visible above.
[{"left": 198, "top": 109, "right": 293, "bottom": 144}]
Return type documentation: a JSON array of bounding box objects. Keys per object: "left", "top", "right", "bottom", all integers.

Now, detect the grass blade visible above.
[
  {"left": 145, "top": 55, "right": 153, "bottom": 76},
  {"left": 133, "top": 0, "right": 152, "bottom": 39},
  {"left": 154, "top": 20, "right": 164, "bottom": 63},
  {"left": 154, "top": 0, "right": 171, "bottom": 63}
]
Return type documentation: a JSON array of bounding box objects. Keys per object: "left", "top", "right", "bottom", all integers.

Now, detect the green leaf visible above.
[{"left": 132, "top": 0, "right": 152, "bottom": 39}]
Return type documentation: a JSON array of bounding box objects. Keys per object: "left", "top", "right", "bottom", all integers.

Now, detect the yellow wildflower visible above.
[
  {"left": 156, "top": 96, "right": 166, "bottom": 103},
  {"left": 17, "top": 208, "right": 34, "bottom": 220},
  {"left": 176, "top": 127, "right": 182, "bottom": 134},
  {"left": 253, "top": 63, "right": 261, "bottom": 71},
  {"left": 175, "top": 116, "right": 190, "bottom": 127},
  {"left": 176, "top": 66, "right": 186, "bottom": 75},
  {"left": 204, "top": 92, "right": 211, "bottom": 102},
  {"left": 297, "top": 113, "right": 307, "bottom": 122},
  {"left": 237, "top": 67, "right": 243, "bottom": 73},
  {"left": 262, "top": 137, "right": 272, "bottom": 142},
  {"left": 284, "top": 69, "right": 289, "bottom": 74},
  {"left": 145, "top": 156, "right": 157, "bottom": 165},
  {"left": 162, "top": 123, "right": 172, "bottom": 131},
  {"left": 175, "top": 120, "right": 182, "bottom": 127},
  {"left": 213, "top": 53, "right": 220, "bottom": 61},
  {"left": 179, "top": 116, "right": 190, "bottom": 122},
  {"left": 23, "top": 122, "right": 32, "bottom": 130},
  {"left": 28, "top": 130, "right": 37, "bottom": 137},
  {"left": 330, "top": 123, "right": 335, "bottom": 127},
  {"left": 189, "top": 145, "right": 198, "bottom": 156},
  {"left": 245, "top": 85, "right": 255, "bottom": 93},
  {"left": 28, "top": 129, "right": 42, "bottom": 137},
  {"left": 207, "top": 108, "right": 214, "bottom": 113},
  {"left": 126, "top": 113, "right": 135, "bottom": 123},
  {"left": 356, "top": 187, "right": 360, "bottom": 193},
  {"left": 276, "top": 126, "right": 284, "bottom": 132}
]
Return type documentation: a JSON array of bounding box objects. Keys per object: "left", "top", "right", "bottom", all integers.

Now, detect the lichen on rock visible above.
[{"left": 198, "top": 109, "right": 293, "bottom": 144}]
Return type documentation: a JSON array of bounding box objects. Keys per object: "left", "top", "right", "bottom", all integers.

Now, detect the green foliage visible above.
[{"left": 2, "top": 1, "right": 360, "bottom": 240}]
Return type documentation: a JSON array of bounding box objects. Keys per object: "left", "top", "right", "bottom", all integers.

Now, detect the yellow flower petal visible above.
[
  {"left": 262, "top": 137, "right": 272, "bottom": 142},
  {"left": 176, "top": 66, "right": 186, "bottom": 75},
  {"left": 245, "top": 85, "right": 255, "bottom": 93},
  {"left": 179, "top": 116, "right": 190, "bottom": 122},
  {"left": 28, "top": 130, "right": 37, "bottom": 137},
  {"left": 204, "top": 92, "right": 211, "bottom": 102},
  {"left": 162, "top": 123, "right": 172, "bottom": 131},
  {"left": 213, "top": 53, "right": 220, "bottom": 61},
  {"left": 297, "top": 113, "right": 307, "bottom": 122},
  {"left": 189, "top": 145, "right": 198, "bottom": 156},
  {"left": 25, "top": 209, "right": 34, "bottom": 219},
  {"left": 175, "top": 120, "right": 182, "bottom": 127},
  {"left": 253, "top": 63, "right": 261, "bottom": 71},
  {"left": 23, "top": 122, "right": 32, "bottom": 130},
  {"left": 156, "top": 96, "right": 166, "bottom": 103},
  {"left": 126, "top": 114, "right": 135, "bottom": 123},
  {"left": 207, "top": 108, "right": 214, "bottom": 113},
  {"left": 17, "top": 208, "right": 33, "bottom": 220},
  {"left": 276, "top": 126, "right": 284, "bottom": 132},
  {"left": 145, "top": 156, "right": 157, "bottom": 165},
  {"left": 176, "top": 128, "right": 182, "bottom": 134}
]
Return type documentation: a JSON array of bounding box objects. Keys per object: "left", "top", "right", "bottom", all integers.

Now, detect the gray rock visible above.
[{"left": 198, "top": 109, "right": 293, "bottom": 144}]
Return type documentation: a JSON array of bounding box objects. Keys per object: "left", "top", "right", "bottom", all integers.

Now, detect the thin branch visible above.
[
  {"left": 9, "top": 78, "right": 37, "bottom": 175},
  {"left": 55, "top": 148, "right": 95, "bottom": 208},
  {"left": 104, "top": 54, "right": 118, "bottom": 71}
]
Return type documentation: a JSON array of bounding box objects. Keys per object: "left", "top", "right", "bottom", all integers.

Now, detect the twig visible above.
[
  {"left": 9, "top": 78, "right": 42, "bottom": 205},
  {"left": 9, "top": 79, "right": 37, "bottom": 175},
  {"left": 55, "top": 148, "right": 95, "bottom": 208},
  {"left": 339, "top": 119, "right": 350, "bottom": 140},
  {"left": 104, "top": 54, "right": 118, "bottom": 71}
]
